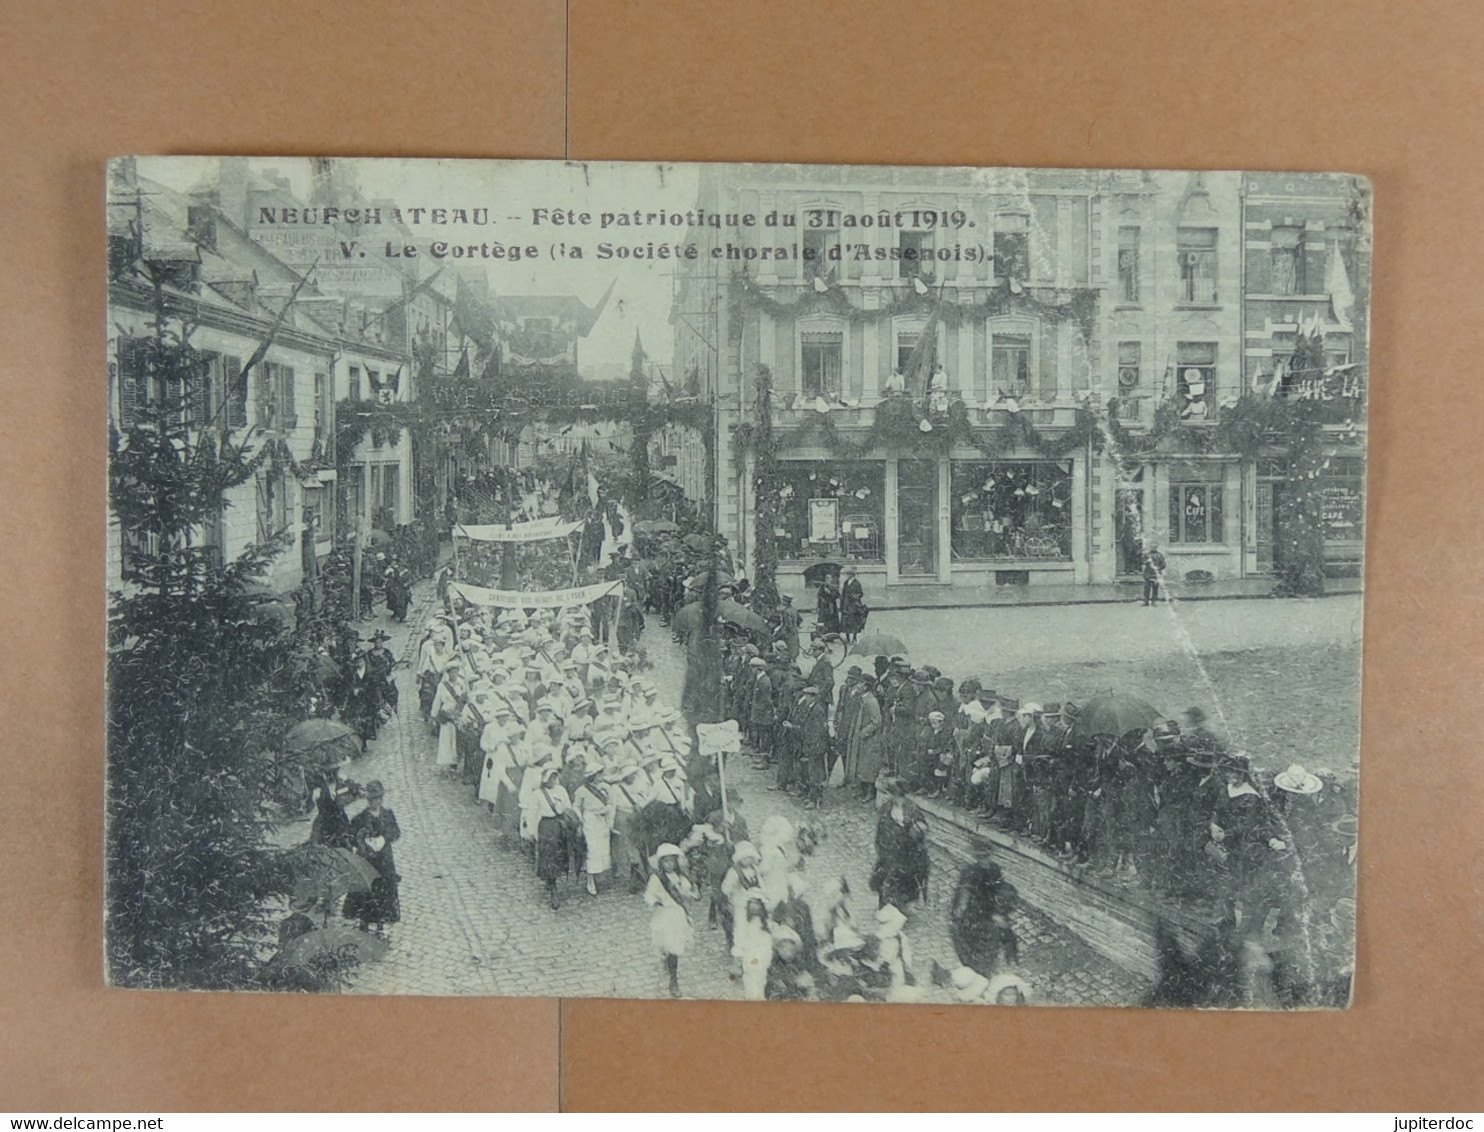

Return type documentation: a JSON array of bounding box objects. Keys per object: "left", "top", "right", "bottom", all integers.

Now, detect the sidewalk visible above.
[{"left": 779, "top": 573, "right": 1362, "bottom": 612}]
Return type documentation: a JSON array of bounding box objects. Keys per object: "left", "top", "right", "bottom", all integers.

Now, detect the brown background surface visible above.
[{"left": 2, "top": 0, "right": 1481, "bottom": 1113}]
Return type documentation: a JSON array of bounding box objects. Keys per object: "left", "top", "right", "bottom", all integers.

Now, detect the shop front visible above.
[{"left": 771, "top": 452, "right": 1085, "bottom": 594}]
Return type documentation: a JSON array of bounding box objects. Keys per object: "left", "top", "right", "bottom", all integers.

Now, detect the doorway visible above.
[{"left": 896, "top": 459, "right": 939, "bottom": 576}]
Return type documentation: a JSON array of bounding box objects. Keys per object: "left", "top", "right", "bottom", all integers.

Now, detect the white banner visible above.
[
  {"left": 453, "top": 518, "right": 583, "bottom": 542},
  {"left": 449, "top": 579, "right": 621, "bottom": 609}
]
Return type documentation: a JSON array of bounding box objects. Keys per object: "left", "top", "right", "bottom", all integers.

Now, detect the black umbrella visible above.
[
  {"left": 717, "top": 600, "right": 769, "bottom": 634},
  {"left": 848, "top": 633, "right": 908, "bottom": 657},
  {"left": 803, "top": 561, "right": 842, "bottom": 586},
  {"left": 1073, "top": 694, "right": 1163, "bottom": 739},
  {"left": 285, "top": 719, "right": 362, "bottom": 766},
  {"left": 278, "top": 924, "right": 389, "bottom": 969}
]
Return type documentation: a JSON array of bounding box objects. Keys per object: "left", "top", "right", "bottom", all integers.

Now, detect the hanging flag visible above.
[
  {"left": 583, "top": 439, "right": 600, "bottom": 507},
  {"left": 597, "top": 509, "right": 617, "bottom": 569},
  {"left": 1327, "top": 240, "right": 1355, "bottom": 330},
  {"left": 452, "top": 345, "right": 470, "bottom": 379},
  {"left": 901, "top": 286, "right": 944, "bottom": 398},
  {"left": 614, "top": 502, "right": 635, "bottom": 553}
]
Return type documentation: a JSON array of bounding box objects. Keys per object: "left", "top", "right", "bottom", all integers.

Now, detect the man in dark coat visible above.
[
  {"left": 806, "top": 640, "right": 836, "bottom": 714},
  {"left": 839, "top": 566, "right": 868, "bottom": 642},
  {"left": 794, "top": 684, "right": 831, "bottom": 810},
  {"left": 746, "top": 657, "right": 774, "bottom": 760}
]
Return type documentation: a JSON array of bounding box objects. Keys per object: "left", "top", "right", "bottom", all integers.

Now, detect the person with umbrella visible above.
[
  {"left": 342, "top": 781, "right": 401, "bottom": 932},
  {"left": 308, "top": 761, "right": 358, "bottom": 850},
  {"left": 838, "top": 565, "right": 869, "bottom": 643}
]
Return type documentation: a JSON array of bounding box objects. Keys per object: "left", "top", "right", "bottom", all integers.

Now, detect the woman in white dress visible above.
[
  {"left": 573, "top": 767, "right": 616, "bottom": 896},
  {"left": 429, "top": 660, "right": 466, "bottom": 770}
]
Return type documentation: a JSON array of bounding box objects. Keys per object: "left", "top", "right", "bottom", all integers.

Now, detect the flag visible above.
[
  {"left": 582, "top": 439, "right": 599, "bottom": 507},
  {"left": 1327, "top": 240, "right": 1355, "bottom": 330},
  {"left": 901, "top": 289, "right": 944, "bottom": 398},
  {"left": 452, "top": 345, "right": 470, "bottom": 379},
  {"left": 615, "top": 502, "right": 635, "bottom": 554},
  {"left": 597, "top": 510, "right": 617, "bottom": 569}
]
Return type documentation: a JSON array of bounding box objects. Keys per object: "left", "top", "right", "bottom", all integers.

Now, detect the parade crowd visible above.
[{"left": 299, "top": 462, "right": 1355, "bottom": 1005}]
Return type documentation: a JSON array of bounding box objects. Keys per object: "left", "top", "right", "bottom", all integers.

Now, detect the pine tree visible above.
[{"left": 106, "top": 269, "right": 304, "bottom": 989}]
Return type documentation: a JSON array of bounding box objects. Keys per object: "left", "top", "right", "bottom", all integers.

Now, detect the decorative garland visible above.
[{"left": 729, "top": 269, "right": 1099, "bottom": 339}]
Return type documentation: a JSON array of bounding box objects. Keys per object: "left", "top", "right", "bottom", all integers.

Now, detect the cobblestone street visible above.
[{"left": 312, "top": 586, "right": 1149, "bottom": 1005}]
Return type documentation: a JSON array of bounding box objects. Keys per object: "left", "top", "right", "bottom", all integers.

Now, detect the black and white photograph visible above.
[{"left": 105, "top": 156, "right": 1368, "bottom": 1008}]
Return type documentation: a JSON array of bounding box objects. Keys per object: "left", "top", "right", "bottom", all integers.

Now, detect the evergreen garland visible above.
[{"left": 728, "top": 270, "right": 1099, "bottom": 340}]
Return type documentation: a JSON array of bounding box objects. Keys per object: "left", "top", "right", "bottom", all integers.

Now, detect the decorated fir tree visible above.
[{"left": 106, "top": 271, "right": 307, "bottom": 989}]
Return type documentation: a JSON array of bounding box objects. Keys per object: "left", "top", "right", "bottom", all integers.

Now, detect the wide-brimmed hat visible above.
[
  {"left": 1019, "top": 701, "right": 1043, "bottom": 715},
  {"left": 889, "top": 655, "right": 910, "bottom": 668},
  {"left": 999, "top": 696, "right": 1020, "bottom": 712},
  {"left": 650, "top": 843, "right": 683, "bottom": 867},
  {"left": 825, "top": 925, "right": 866, "bottom": 953},
  {"left": 1274, "top": 764, "right": 1323, "bottom": 795}
]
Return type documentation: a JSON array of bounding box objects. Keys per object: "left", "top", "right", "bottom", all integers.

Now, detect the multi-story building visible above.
[
  {"left": 671, "top": 165, "right": 1367, "bottom": 597},
  {"left": 107, "top": 159, "right": 424, "bottom": 595}
]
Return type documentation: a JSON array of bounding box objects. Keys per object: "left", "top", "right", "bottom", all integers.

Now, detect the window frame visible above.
[
  {"left": 1117, "top": 225, "right": 1141, "bottom": 304},
  {"left": 1176, "top": 226, "right": 1220, "bottom": 304}
]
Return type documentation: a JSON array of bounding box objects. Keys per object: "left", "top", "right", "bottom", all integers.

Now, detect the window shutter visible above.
[
  {"left": 282, "top": 366, "right": 297, "bottom": 429},
  {"left": 224, "top": 356, "right": 246, "bottom": 427},
  {"left": 191, "top": 352, "right": 214, "bottom": 427},
  {"left": 255, "top": 365, "right": 273, "bottom": 428},
  {"left": 116, "top": 339, "right": 141, "bottom": 428}
]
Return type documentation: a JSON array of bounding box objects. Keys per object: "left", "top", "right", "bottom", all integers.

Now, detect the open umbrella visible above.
[
  {"left": 278, "top": 924, "right": 390, "bottom": 969},
  {"left": 670, "top": 601, "right": 705, "bottom": 642},
  {"left": 848, "top": 633, "right": 908, "bottom": 657},
  {"left": 802, "top": 561, "right": 842, "bottom": 586},
  {"left": 288, "top": 843, "right": 380, "bottom": 897},
  {"left": 681, "top": 533, "right": 710, "bottom": 552},
  {"left": 635, "top": 519, "right": 680, "bottom": 534},
  {"left": 1073, "top": 693, "right": 1163, "bottom": 739},
  {"left": 285, "top": 719, "right": 362, "bottom": 765},
  {"left": 717, "top": 600, "right": 769, "bottom": 634}
]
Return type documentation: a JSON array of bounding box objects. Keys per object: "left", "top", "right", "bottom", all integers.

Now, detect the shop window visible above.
[
  {"left": 1117, "top": 225, "right": 1140, "bottom": 303},
  {"left": 951, "top": 460, "right": 1072, "bottom": 561},
  {"left": 994, "top": 214, "right": 1030, "bottom": 283},
  {"left": 898, "top": 230, "right": 934, "bottom": 278},
  {"left": 991, "top": 333, "right": 1032, "bottom": 397},
  {"left": 1177, "top": 227, "right": 1219, "bottom": 303},
  {"left": 775, "top": 461, "right": 885, "bottom": 564},
  {"left": 800, "top": 331, "right": 843, "bottom": 397},
  {"left": 1169, "top": 480, "right": 1225, "bottom": 544},
  {"left": 1271, "top": 225, "right": 1305, "bottom": 296},
  {"left": 1176, "top": 342, "right": 1216, "bottom": 421}
]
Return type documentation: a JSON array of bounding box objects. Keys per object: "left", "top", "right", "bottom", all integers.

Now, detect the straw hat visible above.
[{"left": 1274, "top": 764, "right": 1323, "bottom": 795}]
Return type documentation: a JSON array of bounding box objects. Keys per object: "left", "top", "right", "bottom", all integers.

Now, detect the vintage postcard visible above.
[{"left": 105, "top": 157, "right": 1367, "bottom": 1006}]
